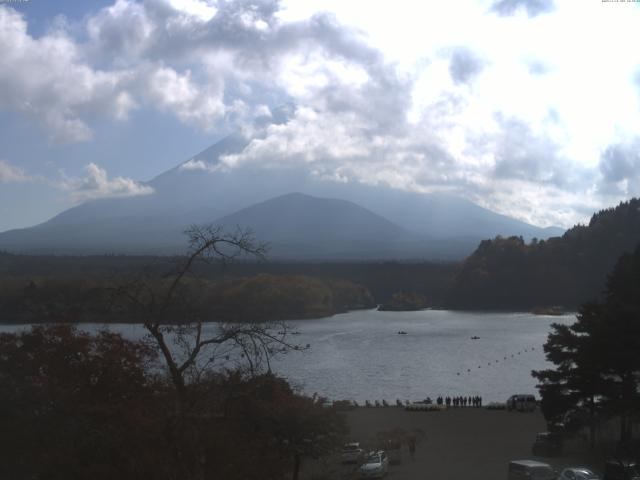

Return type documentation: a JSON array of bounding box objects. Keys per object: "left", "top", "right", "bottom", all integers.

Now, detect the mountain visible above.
[
  {"left": 0, "top": 132, "right": 564, "bottom": 258},
  {"left": 447, "top": 198, "right": 640, "bottom": 309},
  {"left": 213, "top": 192, "right": 428, "bottom": 259}
]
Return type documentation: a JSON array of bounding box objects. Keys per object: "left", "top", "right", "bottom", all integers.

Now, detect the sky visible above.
[{"left": 1, "top": 0, "right": 640, "bottom": 232}]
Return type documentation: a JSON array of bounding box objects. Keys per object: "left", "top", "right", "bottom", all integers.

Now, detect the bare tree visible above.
[
  {"left": 109, "top": 225, "right": 317, "bottom": 480},
  {"left": 111, "top": 224, "right": 301, "bottom": 401}
]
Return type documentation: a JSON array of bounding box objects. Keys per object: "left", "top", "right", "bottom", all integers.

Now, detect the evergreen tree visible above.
[{"left": 533, "top": 245, "right": 640, "bottom": 447}]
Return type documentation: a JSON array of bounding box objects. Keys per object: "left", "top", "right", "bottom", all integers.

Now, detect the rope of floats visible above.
[{"left": 454, "top": 345, "right": 539, "bottom": 377}]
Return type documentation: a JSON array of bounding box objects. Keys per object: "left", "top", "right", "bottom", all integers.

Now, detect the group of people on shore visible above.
[
  {"left": 427, "top": 395, "right": 483, "bottom": 407},
  {"left": 358, "top": 395, "right": 483, "bottom": 408}
]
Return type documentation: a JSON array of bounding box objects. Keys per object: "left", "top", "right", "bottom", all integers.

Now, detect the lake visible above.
[{"left": 0, "top": 309, "right": 575, "bottom": 403}]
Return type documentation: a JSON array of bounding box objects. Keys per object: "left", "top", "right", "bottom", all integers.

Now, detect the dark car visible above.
[
  {"left": 603, "top": 460, "right": 640, "bottom": 480},
  {"left": 532, "top": 432, "right": 563, "bottom": 457}
]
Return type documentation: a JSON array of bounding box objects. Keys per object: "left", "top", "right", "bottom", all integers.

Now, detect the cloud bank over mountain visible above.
[
  {"left": 1, "top": 0, "right": 640, "bottom": 232},
  {"left": 0, "top": 160, "right": 32, "bottom": 184}
]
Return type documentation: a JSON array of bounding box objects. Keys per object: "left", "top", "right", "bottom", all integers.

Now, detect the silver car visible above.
[
  {"left": 559, "top": 467, "right": 601, "bottom": 480},
  {"left": 359, "top": 451, "right": 389, "bottom": 479}
]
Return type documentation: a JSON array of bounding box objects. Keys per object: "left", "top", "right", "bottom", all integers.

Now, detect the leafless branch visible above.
[{"left": 109, "top": 224, "right": 302, "bottom": 402}]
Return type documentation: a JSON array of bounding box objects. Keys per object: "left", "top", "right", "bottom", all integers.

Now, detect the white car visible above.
[
  {"left": 559, "top": 467, "right": 601, "bottom": 480},
  {"left": 359, "top": 451, "right": 389, "bottom": 478},
  {"left": 341, "top": 442, "right": 364, "bottom": 463},
  {"left": 506, "top": 394, "right": 537, "bottom": 412}
]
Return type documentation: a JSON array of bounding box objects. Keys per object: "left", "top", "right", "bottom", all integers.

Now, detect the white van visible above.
[
  {"left": 508, "top": 460, "right": 556, "bottom": 480},
  {"left": 507, "top": 394, "right": 537, "bottom": 412}
]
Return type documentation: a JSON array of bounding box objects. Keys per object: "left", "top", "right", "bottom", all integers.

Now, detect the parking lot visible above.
[{"left": 304, "top": 407, "right": 599, "bottom": 480}]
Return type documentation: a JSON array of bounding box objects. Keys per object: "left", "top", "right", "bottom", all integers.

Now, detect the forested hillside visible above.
[
  {"left": 447, "top": 198, "right": 640, "bottom": 310},
  {"left": 0, "top": 252, "right": 456, "bottom": 311},
  {"left": 0, "top": 273, "right": 375, "bottom": 324}
]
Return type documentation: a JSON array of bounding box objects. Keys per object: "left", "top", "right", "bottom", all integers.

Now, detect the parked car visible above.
[
  {"left": 559, "top": 467, "right": 601, "bottom": 480},
  {"left": 508, "top": 459, "right": 556, "bottom": 480},
  {"left": 359, "top": 451, "right": 389, "bottom": 479},
  {"left": 603, "top": 460, "right": 640, "bottom": 480},
  {"left": 532, "top": 432, "right": 563, "bottom": 457},
  {"left": 341, "top": 442, "right": 364, "bottom": 464},
  {"left": 506, "top": 394, "right": 537, "bottom": 412}
]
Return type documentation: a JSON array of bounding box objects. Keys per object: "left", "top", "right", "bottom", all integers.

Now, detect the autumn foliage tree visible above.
[
  {"left": 0, "top": 325, "right": 167, "bottom": 480},
  {"left": 0, "top": 327, "right": 346, "bottom": 480}
]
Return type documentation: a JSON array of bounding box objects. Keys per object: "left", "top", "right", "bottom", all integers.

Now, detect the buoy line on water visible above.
[{"left": 452, "top": 345, "right": 539, "bottom": 377}]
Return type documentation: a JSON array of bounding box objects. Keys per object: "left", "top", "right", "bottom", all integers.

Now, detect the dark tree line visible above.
[
  {"left": 533, "top": 244, "right": 640, "bottom": 450},
  {"left": 0, "top": 251, "right": 457, "bottom": 309},
  {"left": 449, "top": 198, "right": 640, "bottom": 310},
  {"left": 0, "top": 273, "right": 375, "bottom": 324}
]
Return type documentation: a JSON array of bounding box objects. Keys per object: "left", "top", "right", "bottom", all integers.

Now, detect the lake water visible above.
[{"left": 0, "top": 309, "right": 574, "bottom": 403}]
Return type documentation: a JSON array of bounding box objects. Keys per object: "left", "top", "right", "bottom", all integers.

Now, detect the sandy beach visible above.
[{"left": 305, "top": 407, "right": 599, "bottom": 480}]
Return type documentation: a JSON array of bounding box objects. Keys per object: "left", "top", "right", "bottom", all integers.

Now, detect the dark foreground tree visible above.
[
  {"left": 0, "top": 325, "right": 346, "bottom": 480},
  {"left": 0, "top": 325, "right": 167, "bottom": 480},
  {"left": 197, "top": 373, "right": 347, "bottom": 480},
  {"left": 532, "top": 303, "right": 609, "bottom": 448},
  {"left": 533, "top": 244, "right": 640, "bottom": 448}
]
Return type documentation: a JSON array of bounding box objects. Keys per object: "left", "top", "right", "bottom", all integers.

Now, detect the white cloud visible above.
[
  {"left": 598, "top": 138, "right": 640, "bottom": 197},
  {"left": 168, "top": 0, "right": 217, "bottom": 22},
  {"left": 144, "top": 65, "right": 225, "bottom": 130},
  {"left": 59, "top": 163, "right": 154, "bottom": 201},
  {"left": 0, "top": 159, "right": 32, "bottom": 183},
  {"left": 0, "top": 6, "right": 134, "bottom": 143},
  {"left": 180, "top": 158, "right": 219, "bottom": 172},
  {"left": 2, "top": 0, "right": 640, "bottom": 227}
]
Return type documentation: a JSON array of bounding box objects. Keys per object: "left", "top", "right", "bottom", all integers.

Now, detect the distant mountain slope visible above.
[
  {"left": 447, "top": 198, "right": 640, "bottom": 309},
  {"left": 0, "top": 131, "right": 563, "bottom": 258},
  {"left": 213, "top": 193, "right": 426, "bottom": 259},
  {"left": 216, "top": 193, "right": 408, "bottom": 243}
]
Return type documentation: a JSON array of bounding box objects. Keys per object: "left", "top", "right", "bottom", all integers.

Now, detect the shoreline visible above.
[{"left": 0, "top": 307, "right": 578, "bottom": 327}]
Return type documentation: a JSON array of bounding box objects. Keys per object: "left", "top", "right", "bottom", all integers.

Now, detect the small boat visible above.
[
  {"left": 470, "top": 336, "right": 480, "bottom": 340},
  {"left": 398, "top": 331, "right": 408, "bottom": 335}
]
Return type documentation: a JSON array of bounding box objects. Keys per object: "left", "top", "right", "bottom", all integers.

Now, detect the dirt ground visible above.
[{"left": 304, "top": 407, "right": 602, "bottom": 480}]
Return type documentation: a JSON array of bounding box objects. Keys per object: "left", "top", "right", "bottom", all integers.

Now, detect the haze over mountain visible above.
[
  {"left": 0, "top": 133, "right": 564, "bottom": 259},
  {"left": 215, "top": 192, "right": 430, "bottom": 260}
]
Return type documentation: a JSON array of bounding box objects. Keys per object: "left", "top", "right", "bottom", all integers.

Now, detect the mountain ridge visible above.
[{"left": 0, "top": 133, "right": 565, "bottom": 259}]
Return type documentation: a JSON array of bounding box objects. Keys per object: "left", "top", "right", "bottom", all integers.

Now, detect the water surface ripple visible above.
[{"left": 0, "top": 309, "right": 574, "bottom": 403}]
